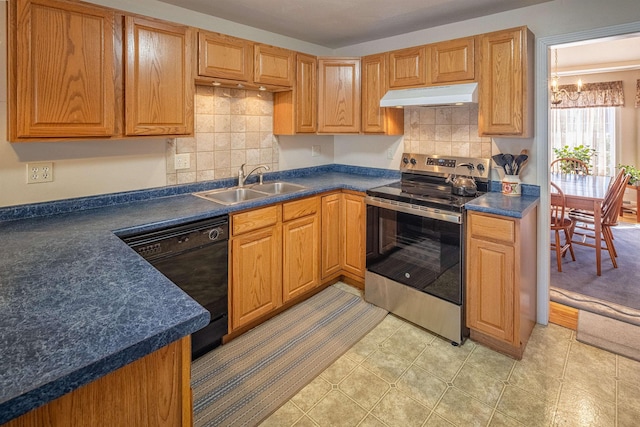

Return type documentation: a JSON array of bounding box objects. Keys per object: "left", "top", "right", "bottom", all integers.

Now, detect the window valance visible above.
[{"left": 552, "top": 80, "right": 625, "bottom": 109}]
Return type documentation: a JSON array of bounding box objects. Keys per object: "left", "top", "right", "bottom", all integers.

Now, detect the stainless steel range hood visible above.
[{"left": 380, "top": 82, "right": 478, "bottom": 107}]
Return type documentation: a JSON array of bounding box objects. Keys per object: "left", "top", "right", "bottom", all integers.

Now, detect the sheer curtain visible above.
[{"left": 550, "top": 107, "right": 617, "bottom": 176}]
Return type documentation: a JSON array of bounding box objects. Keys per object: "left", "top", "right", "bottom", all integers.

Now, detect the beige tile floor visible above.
[{"left": 260, "top": 284, "right": 640, "bottom": 427}]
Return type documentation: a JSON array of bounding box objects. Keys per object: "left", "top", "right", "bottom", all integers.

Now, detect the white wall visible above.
[
  {"left": 333, "top": 135, "right": 403, "bottom": 168},
  {"left": 277, "top": 135, "right": 335, "bottom": 169}
]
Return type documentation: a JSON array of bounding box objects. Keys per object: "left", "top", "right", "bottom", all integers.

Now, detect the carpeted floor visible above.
[
  {"left": 550, "top": 221, "right": 640, "bottom": 311},
  {"left": 191, "top": 285, "right": 387, "bottom": 427}
]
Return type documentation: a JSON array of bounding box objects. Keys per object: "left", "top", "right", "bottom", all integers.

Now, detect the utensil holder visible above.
[{"left": 502, "top": 175, "right": 521, "bottom": 197}]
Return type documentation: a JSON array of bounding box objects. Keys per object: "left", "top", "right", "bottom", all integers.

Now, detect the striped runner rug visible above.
[{"left": 191, "top": 285, "right": 387, "bottom": 427}]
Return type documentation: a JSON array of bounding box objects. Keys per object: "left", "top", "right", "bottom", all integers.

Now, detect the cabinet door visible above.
[
  {"left": 231, "top": 225, "right": 282, "bottom": 330},
  {"left": 296, "top": 53, "right": 318, "bottom": 133},
  {"left": 466, "top": 237, "right": 516, "bottom": 343},
  {"left": 318, "top": 58, "right": 361, "bottom": 133},
  {"left": 283, "top": 214, "right": 320, "bottom": 302},
  {"left": 361, "top": 54, "right": 403, "bottom": 135},
  {"left": 341, "top": 193, "right": 366, "bottom": 279},
  {"left": 478, "top": 27, "right": 525, "bottom": 136},
  {"left": 254, "top": 44, "right": 294, "bottom": 87},
  {"left": 388, "top": 46, "right": 428, "bottom": 88},
  {"left": 197, "top": 30, "right": 252, "bottom": 82},
  {"left": 10, "top": 0, "right": 116, "bottom": 139},
  {"left": 321, "top": 193, "right": 342, "bottom": 280},
  {"left": 430, "top": 37, "right": 476, "bottom": 84},
  {"left": 125, "top": 16, "right": 194, "bottom": 136}
]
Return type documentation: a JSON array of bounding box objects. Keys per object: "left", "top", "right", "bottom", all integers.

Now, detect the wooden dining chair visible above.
[
  {"left": 569, "top": 172, "right": 630, "bottom": 268},
  {"left": 550, "top": 182, "right": 575, "bottom": 272},
  {"left": 550, "top": 157, "right": 590, "bottom": 175}
]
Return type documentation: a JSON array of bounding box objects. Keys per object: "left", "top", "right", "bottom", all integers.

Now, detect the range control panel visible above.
[
  {"left": 426, "top": 157, "right": 457, "bottom": 168},
  {"left": 400, "top": 153, "right": 491, "bottom": 180}
]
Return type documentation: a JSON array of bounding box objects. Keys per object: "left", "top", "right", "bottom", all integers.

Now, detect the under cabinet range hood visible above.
[{"left": 380, "top": 82, "right": 478, "bottom": 107}]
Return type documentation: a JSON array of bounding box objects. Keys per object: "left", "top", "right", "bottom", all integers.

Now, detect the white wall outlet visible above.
[
  {"left": 174, "top": 153, "right": 191, "bottom": 170},
  {"left": 311, "top": 145, "right": 321, "bottom": 157},
  {"left": 387, "top": 148, "right": 394, "bottom": 159},
  {"left": 26, "top": 162, "right": 54, "bottom": 184}
]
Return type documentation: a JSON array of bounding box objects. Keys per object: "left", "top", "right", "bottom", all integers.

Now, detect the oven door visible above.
[{"left": 366, "top": 197, "right": 463, "bottom": 305}]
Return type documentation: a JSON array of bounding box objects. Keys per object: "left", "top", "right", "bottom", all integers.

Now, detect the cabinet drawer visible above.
[
  {"left": 469, "top": 212, "right": 515, "bottom": 244},
  {"left": 283, "top": 197, "right": 319, "bottom": 222},
  {"left": 232, "top": 205, "right": 280, "bottom": 235}
]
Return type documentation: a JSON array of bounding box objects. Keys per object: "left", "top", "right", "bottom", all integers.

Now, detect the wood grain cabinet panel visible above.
[
  {"left": 125, "top": 16, "right": 194, "bottom": 136},
  {"left": 466, "top": 209, "right": 537, "bottom": 359},
  {"left": 361, "top": 53, "right": 403, "bottom": 135},
  {"left": 430, "top": 37, "right": 476, "bottom": 84},
  {"left": 321, "top": 193, "right": 342, "bottom": 280},
  {"left": 230, "top": 224, "right": 282, "bottom": 330},
  {"left": 5, "top": 337, "right": 192, "bottom": 427},
  {"left": 341, "top": 192, "right": 366, "bottom": 280},
  {"left": 197, "top": 30, "right": 253, "bottom": 82},
  {"left": 388, "top": 46, "right": 428, "bottom": 88},
  {"left": 295, "top": 53, "right": 318, "bottom": 133},
  {"left": 283, "top": 213, "right": 320, "bottom": 303},
  {"left": 273, "top": 53, "right": 317, "bottom": 135},
  {"left": 254, "top": 43, "right": 295, "bottom": 87},
  {"left": 478, "top": 26, "right": 531, "bottom": 137},
  {"left": 9, "top": 0, "right": 116, "bottom": 139},
  {"left": 318, "top": 57, "right": 361, "bottom": 133}
]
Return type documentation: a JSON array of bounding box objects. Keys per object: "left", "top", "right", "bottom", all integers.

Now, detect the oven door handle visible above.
[{"left": 365, "top": 196, "right": 462, "bottom": 224}]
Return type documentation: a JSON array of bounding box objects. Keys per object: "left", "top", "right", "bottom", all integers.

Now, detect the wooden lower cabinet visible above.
[
  {"left": 321, "top": 193, "right": 342, "bottom": 280},
  {"left": 282, "top": 197, "right": 320, "bottom": 302},
  {"left": 5, "top": 337, "right": 192, "bottom": 427},
  {"left": 320, "top": 191, "right": 366, "bottom": 284},
  {"left": 230, "top": 206, "right": 282, "bottom": 331},
  {"left": 341, "top": 192, "right": 366, "bottom": 281},
  {"left": 466, "top": 208, "right": 538, "bottom": 359}
]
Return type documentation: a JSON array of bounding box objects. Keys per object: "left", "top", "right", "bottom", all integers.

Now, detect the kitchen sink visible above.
[
  {"left": 249, "top": 182, "right": 307, "bottom": 195},
  {"left": 194, "top": 187, "right": 269, "bottom": 205},
  {"left": 194, "top": 182, "right": 307, "bottom": 205}
]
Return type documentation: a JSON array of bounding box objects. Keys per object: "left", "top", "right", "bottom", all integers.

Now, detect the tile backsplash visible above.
[
  {"left": 166, "top": 86, "right": 279, "bottom": 185},
  {"left": 403, "top": 105, "right": 492, "bottom": 158}
]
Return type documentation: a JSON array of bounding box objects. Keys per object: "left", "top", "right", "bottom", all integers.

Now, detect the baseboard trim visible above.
[{"left": 549, "top": 301, "right": 578, "bottom": 330}]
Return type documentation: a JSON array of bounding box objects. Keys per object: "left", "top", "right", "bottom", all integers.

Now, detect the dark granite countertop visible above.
[
  {"left": 465, "top": 192, "right": 539, "bottom": 218},
  {"left": 0, "top": 166, "right": 399, "bottom": 424},
  {"left": 0, "top": 164, "right": 539, "bottom": 423}
]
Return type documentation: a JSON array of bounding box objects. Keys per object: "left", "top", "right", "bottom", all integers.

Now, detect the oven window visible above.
[{"left": 366, "top": 206, "right": 462, "bottom": 304}]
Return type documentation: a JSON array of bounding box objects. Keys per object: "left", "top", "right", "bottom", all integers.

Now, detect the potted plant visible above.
[
  {"left": 617, "top": 164, "right": 640, "bottom": 186},
  {"left": 552, "top": 145, "right": 596, "bottom": 174}
]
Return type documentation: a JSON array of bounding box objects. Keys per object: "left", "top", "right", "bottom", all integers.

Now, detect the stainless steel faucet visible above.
[{"left": 237, "top": 163, "right": 270, "bottom": 187}]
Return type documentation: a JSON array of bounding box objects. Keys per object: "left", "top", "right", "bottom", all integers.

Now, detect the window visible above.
[{"left": 550, "top": 106, "right": 617, "bottom": 176}]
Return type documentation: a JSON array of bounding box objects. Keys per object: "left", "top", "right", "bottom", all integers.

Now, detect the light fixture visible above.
[
  {"left": 550, "top": 49, "right": 582, "bottom": 105},
  {"left": 258, "top": 86, "right": 267, "bottom": 91},
  {"left": 211, "top": 81, "right": 221, "bottom": 87}
]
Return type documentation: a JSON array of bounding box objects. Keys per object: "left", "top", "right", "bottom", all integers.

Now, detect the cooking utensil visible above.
[
  {"left": 514, "top": 154, "right": 528, "bottom": 175},
  {"left": 502, "top": 154, "right": 514, "bottom": 175},
  {"left": 492, "top": 154, "right": 507, "bottom": 173}
]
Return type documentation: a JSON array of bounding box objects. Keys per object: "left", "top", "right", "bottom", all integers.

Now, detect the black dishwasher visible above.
[{"left": 123, "top": 216, "right": 229, "bottom": 360}]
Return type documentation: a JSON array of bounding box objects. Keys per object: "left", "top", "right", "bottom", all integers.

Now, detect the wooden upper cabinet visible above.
[
  {"left": 361, "top": 53, "right": 403, "bottom": 135},
  {"left": 478, "top": 27, "right": 531, "bottom": 137},
  {"left": 197, "top": 30, "right": 253, "bottom": 82},
  {"left": 125, "top": 16, "right": 194, "bottom": 136},
  {"left": 318, "top": 57, "right": 361, "bottom": 133},
  {"left": 430, "top": 37, "right": 476, "bottom": 84},
  {"left": 9, "top": 0, "right": 116, "bottom": 139},
  {"left": 388, "top": 46, "right": 428, "bottom": 88},
  {"left": 295, "top": 53, "right": 318, "bottom": 133},
  {"left": 254, "top": 44, "right": 295, "bottom": 87}
]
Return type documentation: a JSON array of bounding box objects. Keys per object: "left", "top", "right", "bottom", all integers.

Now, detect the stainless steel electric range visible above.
[{"left": 365, "top": 153, "right": 490, "bottom": 345}]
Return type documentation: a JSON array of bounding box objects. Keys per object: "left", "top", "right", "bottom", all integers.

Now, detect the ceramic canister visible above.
[{"left": 501, "top": 175, "right": 521, "bottom": 197}]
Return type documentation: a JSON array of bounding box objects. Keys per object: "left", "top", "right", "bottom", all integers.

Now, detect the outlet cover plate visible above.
[
  {"left": 175, "top": 153, "right": 191, "bottom": 170},
  {"left": 27, "top": 162, "right": 54, "bottom": 184}
]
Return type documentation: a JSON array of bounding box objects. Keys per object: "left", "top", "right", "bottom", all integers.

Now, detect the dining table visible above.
[{"left": 551, "top": 173, "right": 611, "bottom": 276}]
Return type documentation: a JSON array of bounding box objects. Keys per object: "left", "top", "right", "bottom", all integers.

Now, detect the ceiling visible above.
[
  {"left": 554, "top": 34, "right": 640, "bottom": 75},
  {"left": 158, "top": 0, "right": 552, "bottom": 48}
]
